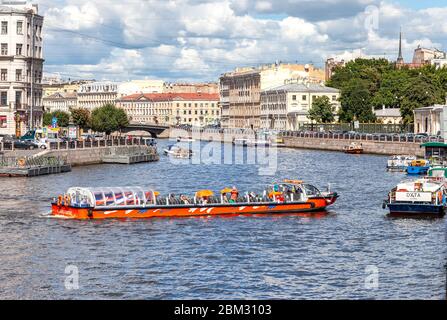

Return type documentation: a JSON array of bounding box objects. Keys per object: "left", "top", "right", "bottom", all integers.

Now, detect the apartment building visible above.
[{"left": 0, "top": 2, "right": 44, "bottom": 135}]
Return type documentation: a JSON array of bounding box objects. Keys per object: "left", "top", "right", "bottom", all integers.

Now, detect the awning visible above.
[{"left": 420, "top": 142, "right": 447, "bottom": 148}]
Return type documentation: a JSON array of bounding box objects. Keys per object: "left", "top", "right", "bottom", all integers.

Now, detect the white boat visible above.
[
  {"left": 383, "top": 178, "right": 447, "bottom": 216},
  {"left": 387, "top": 155, "right": 417, "bottom": 172},
  {"left": 232, "top": 138, "right": 270, "bottom": 147},
  {"left": 163, "top": 145, "right": 193, "bottom": 159},
  {"left": 176, "top": 137, "right": 195, "bottom": 143}
]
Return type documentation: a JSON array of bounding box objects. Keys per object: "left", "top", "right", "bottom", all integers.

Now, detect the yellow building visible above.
[
  {"left": 117, "top": 92, "right": 220, "bottom": 127},
  {"left": 219, "top": 63, "right": 325, "bottom": 129}
]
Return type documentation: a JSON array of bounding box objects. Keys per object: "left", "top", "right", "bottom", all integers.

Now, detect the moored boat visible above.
[
  {"left": 51, "top": 180, "right": 339, "bottom": 220},
  {"left": 386, "top": 155, "right": 416, "bottom": 172},
  {"left": 406, "top": 159, "right": 430, "bottom": 175},
  {"left": 343, "top": 142, "right": 363, "bottom": 154},
  {"left": 383, "top": 178, "right": 447, "bottom": 216}
]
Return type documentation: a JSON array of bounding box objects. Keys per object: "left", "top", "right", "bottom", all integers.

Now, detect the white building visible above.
[
  {"left": 77, "top": 81, "right": 119, "bottom": 111},
  {"left": 0, "top": 1, "right": 44, "bottom": 136},
  {"left": 260, "top": 82, "right": 340, "bottom": 131},
  {"left": 414, "top": 104, "right": 447, "bottom": 137},
  {"left": 43, "top": 92, "right": 77, "bottom": 113}
]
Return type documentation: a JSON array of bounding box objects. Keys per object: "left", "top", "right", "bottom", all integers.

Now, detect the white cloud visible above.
[{"left": 38, "top": 0, "right": 447, "bottom": 81}]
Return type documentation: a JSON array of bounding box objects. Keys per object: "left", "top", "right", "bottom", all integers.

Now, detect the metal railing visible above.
[
  {"left": 277, "top": 131, "right": 444, "bottom": 144},
  {"left": 0, "top": 137, "right": 153, "bottom": 152},
  {"left": 0, "top": 155, "right": 68, "bottom": 168}
]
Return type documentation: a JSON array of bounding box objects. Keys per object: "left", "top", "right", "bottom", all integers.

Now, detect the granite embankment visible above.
[
  {"left": 43, "top": 145, "right": 158, "bottom": 166},
  {"left": 159, "top": 128, "right": 425, "bottom": 157}
]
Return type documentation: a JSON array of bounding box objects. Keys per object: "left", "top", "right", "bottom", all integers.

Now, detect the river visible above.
[{"left": 0, "top": 139, "right": 445, "bottom": 299}]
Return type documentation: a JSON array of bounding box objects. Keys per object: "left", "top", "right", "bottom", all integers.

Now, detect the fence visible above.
[
  {"left": 298, "top": 123, "right": 414, "bottom": 134},
  {"left": 279, "top": 131, "right": 443, "bottom": 144},
  {"left": 0, "top": 156, "right": 68, "bottom": 168}
]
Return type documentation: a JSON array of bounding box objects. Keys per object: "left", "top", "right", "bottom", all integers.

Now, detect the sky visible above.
[{"left": 29, "top": 0, "right": 447, "bottom": 82}]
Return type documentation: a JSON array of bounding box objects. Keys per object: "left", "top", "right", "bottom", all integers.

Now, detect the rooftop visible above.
[
  {"left": 120, "top": 92, "right": 219, "bottom": 102},
  {"left": 43, "top": 92, "right": 77, "bottom": 99},
  {"left": 374, "top": 108, "right": 401, "bottom": 117},
  {"left": 262, "top": 83, "right": 340, "bottom": 94}
]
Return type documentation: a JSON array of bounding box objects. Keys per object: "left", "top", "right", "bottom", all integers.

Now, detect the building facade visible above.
[
  {"left": 373, "top": 107, "right": 402, "bottom": 124},
  {"left": 0, "top": 2, "right": 44, "bottom": 136},
  {"left": 260, "top": 82, "right": 340, "bottom": 131},
  {"left": 117, "top": 92, "right": 220, "bottom": 127},
  {"left": 414, "top": 105, "right": 447, "bottom": 137},
  {"left": 163, "top": 82, "right": 219, "bottom": 94},
  {"left": 77, "top": 81, "right": 119, "bottom": 111},
  {"left": 219, "top": 63, "right": 325, "bottom": 129},
  {"left": 42, "top": 92, "right": 77, "bottom": 113},
  {"left": 42, "top": 80, "right": 92, "bottom": 98}
]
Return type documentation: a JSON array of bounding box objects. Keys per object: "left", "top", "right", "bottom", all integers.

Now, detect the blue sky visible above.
[{"left": 37, "top": 0, "right": 447, "bottom": 82}]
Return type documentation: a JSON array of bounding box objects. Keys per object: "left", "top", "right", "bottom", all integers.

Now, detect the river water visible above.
[{"left": 0, "top": 140, "right": 445, "bottom": 299}]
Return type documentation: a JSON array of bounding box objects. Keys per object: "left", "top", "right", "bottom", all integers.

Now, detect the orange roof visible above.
[{"left": 120, "top": 92, "right": 219, "bottom": 102}]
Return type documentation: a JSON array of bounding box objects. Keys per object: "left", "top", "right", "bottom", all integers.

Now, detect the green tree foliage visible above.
[
  {"left": 70, "top": 108, "right": 91, "bottom": 129},
  {"left": 328, "top": 59, "right": 447, "bottom": 124},
  {"left": 43, "top": 110, "right": 70, "bottom": 128},
  {"left": 90, "top": 104, "right": 129, "bottom": 135},
  {"left": 308, "top": 96, "right": 335, "bottom": 123}
]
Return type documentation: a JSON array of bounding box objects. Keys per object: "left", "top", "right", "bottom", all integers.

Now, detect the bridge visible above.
[{"left": 122, "top": 123, "right": 170, "bottom": 137}]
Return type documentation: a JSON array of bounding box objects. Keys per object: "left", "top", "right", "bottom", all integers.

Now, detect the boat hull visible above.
[
  {"left": 386, "top": 203, "right": 445, "bottom": 216},
  {"left": 345, "top": 149, "right": 363, "bottom": 154},
  {"left": 51, "top": 196, "right": 338, "bottom": 220},
  {"left": 406, "top": 166, "right": 430, "bottom": 175}
]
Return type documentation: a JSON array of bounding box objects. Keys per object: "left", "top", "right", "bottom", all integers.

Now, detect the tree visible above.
[
  {"left": 43, "top": 110, "right": 70, "bottom": 127},
  {"left": 308, "top": 96, "right": 335, "bottom": 123},
  {"left": 71, "top": 108, "right": 91, "bottom": 129},
  {"left": 91, "top": 104, "right": 129, "bottom": 135},
  {"left": 338, "top": 79, "right": 376, "bottom": 123},
  {"left": 400, "top": 74, "right": 444, "bottom": 124}
]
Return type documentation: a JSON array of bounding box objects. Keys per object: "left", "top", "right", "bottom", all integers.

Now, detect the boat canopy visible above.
[
  {"left": 66, "top": 187, "right": 159, "bottom": 208},
  {"left": 396, "top": 180, "right": 443, "bottom": 193}
]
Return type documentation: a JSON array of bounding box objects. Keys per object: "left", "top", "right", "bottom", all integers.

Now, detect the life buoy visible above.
[
  {"left": 396, "top": 189, "right": 408, "bottom": 192},
  {"left": 18, "top": 158, "right": 26, "bottom": 167}
]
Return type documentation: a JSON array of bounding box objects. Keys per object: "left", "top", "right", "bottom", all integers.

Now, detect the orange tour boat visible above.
[{"left": 51, "top": 180, "right": 338, "bottom": 220}]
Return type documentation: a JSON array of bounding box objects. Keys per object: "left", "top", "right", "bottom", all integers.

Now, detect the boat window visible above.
[
  {"left": 125, "top": 191, "right": 135, "bottom": 205},
  {"left": 114, "top": 191, "right": 125, "bottom": 206},
  {"left": 94, "top": 192, "right": 105, "bottom": 207},
  {"left": 302, "top": 184, "right": 321, "bottom": 196},
  {"left": 134, "top": 190, "right": 144, "bottom": 206},
  {"left": 104, "top": 191, "right": 115, "bottom": 206}
]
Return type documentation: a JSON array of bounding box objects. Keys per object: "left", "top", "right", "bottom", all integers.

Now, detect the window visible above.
[
  {"left": 332, "top": 95, "right": 337, "bottom": 101},
  {"left": 16, "top": 44, "right": 22, "bottom": 56},
  {"left": 1, "top": 69, "right": 7, "bottom": 81},
  {"left": 1, "top": 21, "right": 7, "bottom": 35},
  {"left": 1, "top": 91, "right": 7, "bottom": 106},
  {"left": 302, "top": 95, "right": 307, "bottom": 101},
  {"left": 16, "top": 69, "right": 22, "bottom": 81},
  {"left": 16, "top": 21, "right": 23, "bottom": 35},
  {"left": 1, "top": 43, "right": 7, "bottom": 56},
  {"left": 292, "top": 95, "right": 297, "bottom": 101},
  {"left": 0, "top": 115, "right": 6, "bottom": 128},
  {"left": 15, "top": 91, "right": 22, "bottom": 107}
]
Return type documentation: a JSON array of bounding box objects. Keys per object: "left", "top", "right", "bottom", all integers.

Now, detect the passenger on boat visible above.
[
  {"left": 230, "top": 187, "right": 239, "bottom": 203},
  {"left": 180, "top": 195, "right": 190, "bottom": 204},
  {"left": 222, "top": 193, "right": 229, "bottom": 203}
]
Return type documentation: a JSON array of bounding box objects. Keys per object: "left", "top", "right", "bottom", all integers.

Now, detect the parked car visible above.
[
  {"left": 13, "top": 140, "right": 39, "bottom": 150},
  {"left": 32, "top": 140, "right": 47, "bottom": 149}
]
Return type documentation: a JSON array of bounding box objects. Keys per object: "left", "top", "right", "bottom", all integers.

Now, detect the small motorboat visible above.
[
  {"left": 163, "top": 145, "right": 193, "bottom": 159},
  {"left": 343, "top": 142, "right": 363, "bottom": 154},
  {"left": 406, "top": 159, "right": 430, "bottom": 175},
  {"left": 51, "top": 179, "right": 339, "bottom": 220},
  {"left": 176, "top": 137, "right": 195, "bottom": 143},
  {"left": 387, "top": 155, "right": 417, "bottom": 172},
  {"left": 232, "top": 138, "right": 270, "bottom": 147},
  {"left": 383, "top": 178, "right": 447, "bottom": 216}
]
